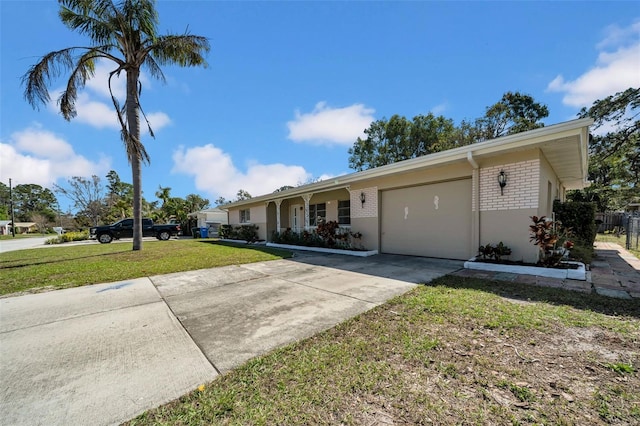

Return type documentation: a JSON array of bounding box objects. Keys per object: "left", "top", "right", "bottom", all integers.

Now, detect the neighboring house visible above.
[
  {"left": 0, "top": 220, "right": 10, "bottom": 235},
  {"left": 223, "top": 118, "right": 592, "bottom": 263},
  {"left": 10, "top": 222, "right": 38, "bottom": 234},
  {"left": 626, "top": 203, "right": 640, "bottom": 213},
  {"left": 188, "top": 208, "right": 228, "bottom": 237}
]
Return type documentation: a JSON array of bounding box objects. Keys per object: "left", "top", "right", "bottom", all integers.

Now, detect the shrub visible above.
[
  {"left": 238, "top": 225, "right": 259, "bottom": 242},
  {"left": 553, "top": 200, "right": 596, "bottom": 264},
  {"left": 553, "top": 200, "right": 597, "bottom": 246},
  {"left": 478, "top": 242, "right": 512, "bottom": 261},
  {"left": 45, "top": 230, "right": 90, "bottom": 245},
  {"left": 272, "top": 222, "right": 364, "bottom": 250},
  {"left": 219, "top": 224, "right": 260, "bottom": 242},
  {"left": 219, "top": 225, "right": 233, "bottom": 239}
]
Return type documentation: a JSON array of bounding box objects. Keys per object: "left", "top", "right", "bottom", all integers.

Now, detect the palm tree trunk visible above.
[{"left": 126, "top": 68, "right": 143, "bottom": 251}]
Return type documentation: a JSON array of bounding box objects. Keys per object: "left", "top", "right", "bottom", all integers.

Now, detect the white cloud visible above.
[
  {"left": 287, "top": 102, "right": 375, "bottom": 146},
  {"left": 0, "top": 126, "right": 111, "bottom": 189},
  {"left": 430, "top": 102, "right": 449, "bottom": 115},
  {"left": 597, "top": 21, "right": 640, "bottom": 49},
  {"left": 547, "top": 20, "right": 640, "bottom": 108},
  {"left": 84, "top": 59, "right": 151, "bottom": 100},
  {"left": 171, "top": 144, "right": 311, "bottom": 200},
  {"left": 145, "top": 112, "right": 172, "bottom": 131},
  {"left": 84, "top": 60, "right": 126, "bottom": 100}
]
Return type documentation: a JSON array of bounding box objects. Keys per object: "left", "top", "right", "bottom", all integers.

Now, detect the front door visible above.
[{"left": 291, "top": 204, "right": 302, "bottom": 231}]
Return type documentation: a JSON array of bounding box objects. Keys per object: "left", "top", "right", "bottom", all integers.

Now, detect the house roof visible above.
[
  {"left": 187, "top": 207, "right": 228, "bottom": 218},
  {"left": 223, "top": 118, "right": 593, "bottom": 209}
]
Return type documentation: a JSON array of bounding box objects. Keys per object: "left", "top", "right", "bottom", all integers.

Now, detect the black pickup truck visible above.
[{"left": 90, "top": 218, "right": 181, "bottom": 243}]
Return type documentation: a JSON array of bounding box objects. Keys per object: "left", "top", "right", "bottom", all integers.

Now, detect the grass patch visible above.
[
  {"left": 605, "top": 362, "right": 636, "bottom": 374},
  {"left": 0, "top": 240, "right": 291, "bottom": 296},
  {"left": 0, "top": 233, "right": 47, "bottom": 240},
  {"left": 127, "top": 276, "right": 639, "bottom": 426},
  {"left": 596, "top": 233, "right": 640, "bottom": 259}
]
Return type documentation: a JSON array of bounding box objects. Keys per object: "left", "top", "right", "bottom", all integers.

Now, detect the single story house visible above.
[
  {"left": 187, "top": 207, "right": 229, "bottom": 237},
  {"left": 0, "top": 220, "right": 11, "bottom": 235},
  {"left": 222, "top": 118, "right": 592, "bottom": 263},
  {"left": 0, "top": 221, "right": 38, "bottom": 234}
]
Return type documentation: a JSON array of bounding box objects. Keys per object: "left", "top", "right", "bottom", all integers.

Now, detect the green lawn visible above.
[
  {"left": 596, "top": 232, "right": 640, "bottom": 259},
  {"left": 127, "top": 276, "right": 639, "bottom": 426},
  {"left": 0, "top": 240, "right": 292, "bottom": 296},
  {"left": 0, "top": 233, "right": 49, "bottom": 240}
]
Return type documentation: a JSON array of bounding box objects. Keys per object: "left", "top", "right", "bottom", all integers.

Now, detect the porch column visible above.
[
  {"left": 302, "top": 193, "right": 313, "bottom": 230},
  {"left": 275, "top": 199, "right": 283, "bottom": 232}
]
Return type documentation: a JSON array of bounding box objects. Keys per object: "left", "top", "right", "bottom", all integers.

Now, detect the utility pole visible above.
[{"left": 9, "top": 178, "right": 16, "bottom": 237}]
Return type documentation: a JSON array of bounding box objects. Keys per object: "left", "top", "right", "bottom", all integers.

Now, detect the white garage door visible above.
[{"left": 380, "top": 179, "right": 472, "bottom": 259}]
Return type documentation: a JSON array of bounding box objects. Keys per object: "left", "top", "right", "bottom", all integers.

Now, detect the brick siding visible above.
[
  {"left": 479, "top": 160, "right": 539, "bottom": 211},
  {"left": 351, "top": 187, "right": 378, "bottom": 218}
]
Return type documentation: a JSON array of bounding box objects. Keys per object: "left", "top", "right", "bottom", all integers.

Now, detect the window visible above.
[
  {"left": 338, "top": 200, "right": 351, "bottom": 225},
  {"left": 308, "top": 203, "right": 326, "bottom": 226},
  {"left": 240, "top": 209, "right": 250, "bottom": 223}
]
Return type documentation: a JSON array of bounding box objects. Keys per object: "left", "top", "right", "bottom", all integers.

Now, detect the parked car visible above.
[{"left": 89, "top": 218, "right": 181, "bottom": 243}]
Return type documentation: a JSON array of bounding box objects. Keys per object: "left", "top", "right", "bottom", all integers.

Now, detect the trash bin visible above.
[
  {"left": 200, "top": 226, "right": 208, "bottom": 238},
  {"left": 191, "top": 227, "right": 200, "bottom": 238}
]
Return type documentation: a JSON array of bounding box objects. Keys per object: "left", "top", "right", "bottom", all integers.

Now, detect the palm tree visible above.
[
  {"left": 22, "top": 0, "right": 209, "bottom": 250},
  {"left": 155, "top": 185, "right": 172, "bottom": 208}
]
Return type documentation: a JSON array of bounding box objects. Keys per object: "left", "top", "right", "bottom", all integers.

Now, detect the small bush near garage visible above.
[
  {"left": 553, "top": 200, "right": 597, "bottom": 245},
  {"left": 553, "top": 200, "right": 596, "bottom": 262}
]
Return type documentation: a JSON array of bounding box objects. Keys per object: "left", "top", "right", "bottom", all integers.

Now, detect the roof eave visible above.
[{"left": 223, "top": 118, "right": 594, "bottom": 208}]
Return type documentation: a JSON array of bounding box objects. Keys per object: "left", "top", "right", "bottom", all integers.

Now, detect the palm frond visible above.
[
  {"left": 59, "top": 0, "right": 118, "bottom": 45},
  {"left": 22, "top": 48, "right": 76, "bottom": 108},
  {"left": 149, "top": 34, "right": 210, "bottom": 67},
  {"left": 141, "top": 54, "right": 165, "bottom": 83},
  {"left": 120, "top": 0, "right": 158, "bottom": 38}
]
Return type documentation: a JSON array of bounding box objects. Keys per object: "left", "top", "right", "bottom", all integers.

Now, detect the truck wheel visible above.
[
  {"left": 98, "top": 233, "right": 113, "bottom": 244},
  {"left": 158, "top": 231, "right": 171, "bottom": 241}
]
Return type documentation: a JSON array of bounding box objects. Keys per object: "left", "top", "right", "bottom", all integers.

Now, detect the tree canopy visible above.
[
  {"left": 348, "top": 91, "right": 549, "bottom": 171},
  {"left": 12, "top": 184, "right": 58, "bottom": 222},
  {"left": 569, "top": 87, "right": 639, "bottom": 211},
  {"left": 54, "top": 176, "right": 104, "bottom": 226}
]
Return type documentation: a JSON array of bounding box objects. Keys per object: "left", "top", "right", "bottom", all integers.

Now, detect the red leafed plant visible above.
[{"left": 529, "top": 216, "right": 561, "bottom": 266}]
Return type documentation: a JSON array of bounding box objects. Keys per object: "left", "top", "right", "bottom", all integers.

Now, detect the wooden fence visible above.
[{"left": 595, "top": 212, "right": 626, "bottom": 233}]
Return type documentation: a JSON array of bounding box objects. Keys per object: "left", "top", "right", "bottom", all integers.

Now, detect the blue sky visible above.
[{"left": 1, "top": 1, "right": 639, "bottom": 212}]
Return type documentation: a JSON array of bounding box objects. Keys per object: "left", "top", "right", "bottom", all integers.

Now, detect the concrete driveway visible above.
[{"left": 0, "top": 252, "right": 462, "bottom": 425}]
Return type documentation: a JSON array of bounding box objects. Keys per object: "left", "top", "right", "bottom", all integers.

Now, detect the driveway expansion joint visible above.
[
  {"left": 149, "top": 277, "right": 222, "bottom": 376},
  {"left": 0, "top": 299, "right": 163, "bottom": 334}
]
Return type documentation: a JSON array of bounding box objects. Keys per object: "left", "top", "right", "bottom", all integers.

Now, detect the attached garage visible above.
[
  {"left": 380, "top": 178, "right": 472, "bottom": 259},
  {"left": 223, "top": 119, "right": 592, "bottom": 264}
]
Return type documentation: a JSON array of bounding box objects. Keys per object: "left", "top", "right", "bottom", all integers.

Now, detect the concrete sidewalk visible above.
[
  {"left": 0, "top": 253, "right": 462, "bottom": 426},
  {"left": 0, "top": 278, "right": 217, "bottom": 426}
]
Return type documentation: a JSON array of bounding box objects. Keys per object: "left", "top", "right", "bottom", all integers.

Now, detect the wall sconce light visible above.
[
  {"left": 497, "top": 170, "right": 507, "bottom": 195},
  {"left": 360, "top": 192, "right": 366, "bottom": 207}
]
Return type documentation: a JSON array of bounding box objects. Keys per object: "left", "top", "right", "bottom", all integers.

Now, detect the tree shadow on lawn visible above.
[
  {"left": 0, "top": 250, "right": 128, "bottom": 269},
  {"left": 430, "top": 275, "right": 640, "bottom": 320},
  {"left": 197, "top": 240, "right": 294, "bottom": 258}
]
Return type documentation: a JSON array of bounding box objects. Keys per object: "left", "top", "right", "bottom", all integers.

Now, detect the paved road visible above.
[
  {"left": 0, "top": 236, "right": 182, "bottom": 253},
  {"left": 0, "top": 252, "right": 463, "bottom": 425},
  {"left": 0, "top": 236, "right": 49, "bottom": 253}
]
